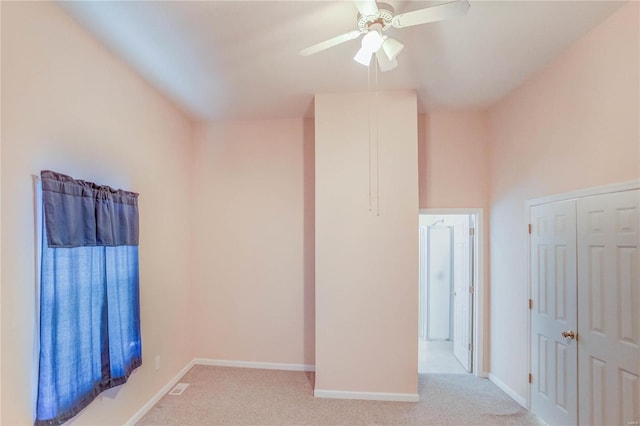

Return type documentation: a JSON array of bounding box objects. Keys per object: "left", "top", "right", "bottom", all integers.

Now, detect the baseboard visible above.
[
  {"left": 124, "top": 359, "right": 196, "bottom": 425},
  {"left": 314, "top": 389, "right": 420, "bottom": 402},
  {"left": 488, "top": 373, "right": 526, "bottom": 408},
  {"left": 194, "top": 358, "right": 316, "bottom": 372}
]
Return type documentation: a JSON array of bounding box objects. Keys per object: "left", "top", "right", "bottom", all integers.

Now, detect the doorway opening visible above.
[{"left": 418, "top": 209, "right": 484, "bottom": 376}]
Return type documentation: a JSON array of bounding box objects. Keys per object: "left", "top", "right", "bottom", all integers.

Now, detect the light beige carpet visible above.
[{"left": 137, "top": 366, "right": 540, "bottom": 425}]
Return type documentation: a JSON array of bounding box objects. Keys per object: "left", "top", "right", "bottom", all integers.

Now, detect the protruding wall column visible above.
[{"left": 314, "top": 91, "right": 419, "bottom": 400}]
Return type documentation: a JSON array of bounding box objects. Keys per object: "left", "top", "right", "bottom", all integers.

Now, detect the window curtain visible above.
[{"left": 35, "top": 170, "right": 142, "bottom": 426}]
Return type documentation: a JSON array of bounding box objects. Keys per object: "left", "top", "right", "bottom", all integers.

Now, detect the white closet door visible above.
[
  {"left": 577, "top": 190, "right": 639, "bottom": 426},
  {"left": 531, "top": 200, "right": 578, "bottom": 426}
]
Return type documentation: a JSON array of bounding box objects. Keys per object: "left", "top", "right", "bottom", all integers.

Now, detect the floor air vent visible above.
[{"left": 168, "top": 383, "right": 189, "bottom": 396}]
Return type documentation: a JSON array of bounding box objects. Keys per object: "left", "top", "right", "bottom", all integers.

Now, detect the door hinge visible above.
[
  {"left": 468, "top": 343, "right": 473, "bottom": 351},
  {"left": 528, "top": 373, "right": 533, "bottom": 384},
  {"left": 469, "top": 286, "right": 474, "bottom": 294},
  {"left": 528, "top": 224, "right": 532, "bottom": 234},
  {"left": 469, "top": 227, "right": 475, "bottom": 236},
  {"left": 528, "top": 298, "right": 533, "bottom": 310}
]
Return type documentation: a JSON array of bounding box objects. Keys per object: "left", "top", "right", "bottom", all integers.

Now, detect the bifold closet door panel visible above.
[{"left": 577, "top": 189, "right": 640, "bottom": 426}]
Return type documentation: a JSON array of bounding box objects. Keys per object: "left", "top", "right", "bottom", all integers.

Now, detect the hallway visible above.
[{"left": 419, "top": 340, "right": 468, "bottom": 375}]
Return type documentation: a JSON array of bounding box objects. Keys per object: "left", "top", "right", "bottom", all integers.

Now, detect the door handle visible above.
[{"left": 561, "top": 330, "right": 576, "bottom": 340}]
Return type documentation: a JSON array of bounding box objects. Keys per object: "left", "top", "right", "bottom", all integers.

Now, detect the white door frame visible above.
[
  {"left": 418, "top": 208, "right": 486, "bottom": 377},
  {"left": 524, "top": 179, "right": 640, "bottom": 410}
]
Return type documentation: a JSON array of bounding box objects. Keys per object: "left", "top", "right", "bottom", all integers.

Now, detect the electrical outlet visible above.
[{"left": 155, "top": 355, "right": 161, "bottom": 370}]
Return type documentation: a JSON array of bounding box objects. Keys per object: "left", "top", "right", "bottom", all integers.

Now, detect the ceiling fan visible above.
[{"left": 300, "top": 0, "right": 470, "bottom": 72}]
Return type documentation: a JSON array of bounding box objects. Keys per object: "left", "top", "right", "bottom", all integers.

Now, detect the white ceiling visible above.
[{"left": 59, "top": 1, "right": 623, "bottom": 121}]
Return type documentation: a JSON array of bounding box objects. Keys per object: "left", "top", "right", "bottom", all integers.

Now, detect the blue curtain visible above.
[{"left": 36, "top": 171, "right": 141, "bottom": 426}]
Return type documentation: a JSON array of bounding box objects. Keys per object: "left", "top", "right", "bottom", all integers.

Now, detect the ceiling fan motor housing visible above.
[{"left": 357, "top": 5, "right": 395, "bottom": 33}]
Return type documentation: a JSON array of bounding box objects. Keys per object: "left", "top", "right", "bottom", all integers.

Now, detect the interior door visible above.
[
  {"left": 453, "top": 216, "right": 472, "bottom": 371},
  {"left": 577, "top": 190, "right": 639, "bottom": 425},
  {"left": 530, "top": 200, "right": 578, "bottom": 426}
]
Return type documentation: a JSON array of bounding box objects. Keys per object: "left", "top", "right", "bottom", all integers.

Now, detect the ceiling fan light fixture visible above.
[
  {"left": 354, "top": 47, "right": 373, "bottom": 66},
  {"left": 376, "top": 49, "right": 398, "bottom": 72},
  {"left": 381, "top": 36, "right": 404, "bottom": 61},
  {"left": 360, "top": 23, "right": 384, "bottom": 53}
]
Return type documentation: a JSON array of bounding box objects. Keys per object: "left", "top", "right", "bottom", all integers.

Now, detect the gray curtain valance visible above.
[{"left": 41, "top": 170, "right": 139, "bottom": 248}]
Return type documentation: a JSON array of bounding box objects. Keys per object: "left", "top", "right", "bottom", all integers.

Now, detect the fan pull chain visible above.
[
  {"left": 368, "top": 61, "right": 372, "bottom": 213},
  {"left": 375, "top": 60, "right": 380, "bottom": 217},
  {"left": 366, "top": 58, "right": 380, "bottom": 216}
]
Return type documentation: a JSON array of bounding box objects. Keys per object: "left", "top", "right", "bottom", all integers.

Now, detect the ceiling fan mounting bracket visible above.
[{"left": 357, "top": 6, "right": 395, "bottom": 33}]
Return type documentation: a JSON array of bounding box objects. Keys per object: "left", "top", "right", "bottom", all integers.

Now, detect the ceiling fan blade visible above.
[
  {"left": 391, "top": 0, "right": 470, "bottom": 28},
  {"left": 354, "top": 0, "right": 379, "bottom": 17},
  {"left": 300, "top": 30, "right": 362, "bottom": 56}
]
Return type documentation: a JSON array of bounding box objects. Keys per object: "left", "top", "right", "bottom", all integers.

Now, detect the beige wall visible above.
[
  {"left": 1, "top": 2, "right": 195, "bottom": 424},
  {"left": 487, "top": 2, "right": 639, "bottom": 400},
  {"left": 191, "top": 118, "right": 315, "bottom": 366},
  {"left": 0, "top": 2, "right": 3, "bottom": 421},
  {"left": 314, "top": 91, "right": 418, "bottom": 396},
  {"left": 418, "top": 111, "right": 489, "bottom": 210}
]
